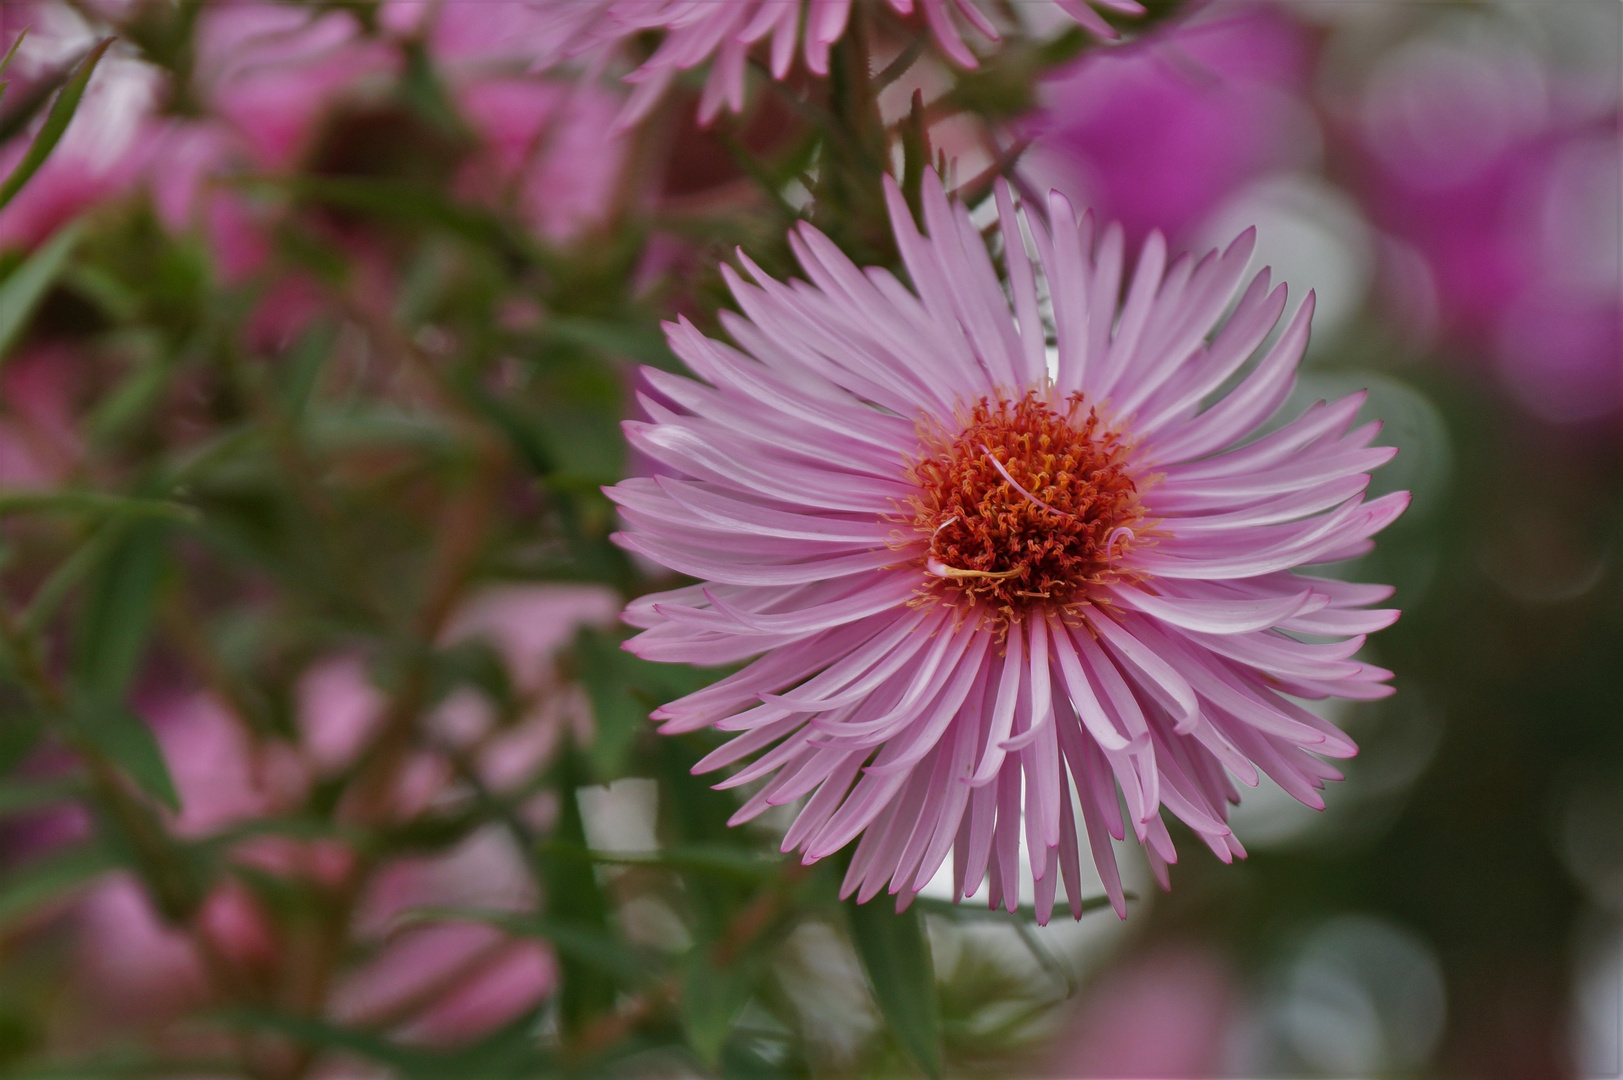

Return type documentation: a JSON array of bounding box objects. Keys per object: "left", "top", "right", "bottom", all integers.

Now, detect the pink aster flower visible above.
[
  {"left": 609, "top": 173, "right": 1406, "bottom": 921},
  {"left": 578, "top": 0, "right": 1145, "bottom": 128}
]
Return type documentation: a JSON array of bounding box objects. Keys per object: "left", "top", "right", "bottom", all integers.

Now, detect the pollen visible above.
[{"left": 908, "top": 390, "right": 1150, "bottom": 619}]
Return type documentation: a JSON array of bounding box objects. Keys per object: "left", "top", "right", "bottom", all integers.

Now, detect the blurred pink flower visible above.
[
  {"left": 567, "top": 0, "right": 1143, "bottom": 128},
  {"left": 297, "top": 656, "right": 388, "bottom": 776},
  {"left": 0, "top": 343, "right": 86, "bottom": 487},
  {"left": 442, "top": 584, "right": 622, "bottom": 688},
  {"left": 337, "top": 828, "right": 554, "bottom": 1043},
  {"left": 1350, "top": 30, "right": 1621, "bottom": 422},
  {"left": 388, "top": 0, "right": 580, "bottom": 68},
  {"left": 191, "top": 3, "right": 395, "bottom": 172},
  {"left": 73, "top": 874, "right": 210, "bottom": 1023},
  {"left": 153, "top": 690, "right": 303, "bottom": 836},
  {"left": 65, "top": 583, "right": 613, "bottom": 1043},
  {"left": 1049, "top": 946, "right": 1238, "bottom": 1077},
  {"left": 140, "top": 4, "right": 395, "bottom": 281},
  {"left": 454, "top": 76, "right": 629, "bottom": 242},
  {"left": 0, "top": 7, "right": 162, "bottom": 248},
  {"left": 1028, "top": 4, "right": 1317, "bottom": 248},
  {"left": 610, "top": 171, "right": 1402, "bottom": 920}
]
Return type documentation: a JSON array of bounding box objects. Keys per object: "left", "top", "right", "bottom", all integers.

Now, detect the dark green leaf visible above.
[
  {"left": 21, "top": 522, "right": 130, "bottom": 635},
  {"left": 70, "top": 701, "right": 179, "bottom": 812},
  {"left": 847, "top": 898, "right": 941, "bottom": 1079},
  {"left": 0, "top": 701, "right": 45, "bottom": 775},
  {"left": 0, "top": 27, "right": 29, "bottom": 89},
  {"left": 213, "top": 1009, "right": 418, "bottom": 1071},
  {"left": 540, "top": 841, "right": 782, "bottom": 882},
  {"left": 277, "top": 176, "right": 518, "bottom": 254},
  {"left": 217, "top": 1008, "right": 555, "bottom": 1080},
  {"left": 681, "top": 949, "right": 764, "bottom": 1066},
  {"left": 0, "top": 221, "right": 83, "bottom": 365},
  {"left": 544, "top": 316, "right": 681, "bottom": 370},
  {"left": 276, "top": 319, "right": 337, "bottom": 417},
  {"left": 0, "top": 842, "right": 120, "bottom": 929},
  {"left": 539, "top": 749, "right": 617, "bottom": 1033},
  {"left": 0, "top": 776, "right": 86, "bottom": 818},
  {"left": 573, "top": 628, "right": 710, "bottom": 781},
  {"left": 0, "top": 39, "right": 112, "bottom": 211},
  {"left": 0, "top": 490, "right": 199, "bottom": 523},
  {"left": 71, "top": 521, "right": 169, "bottom": 702},
  {"left": 530, "top": 398, "right": 624, "bottom": 487}
]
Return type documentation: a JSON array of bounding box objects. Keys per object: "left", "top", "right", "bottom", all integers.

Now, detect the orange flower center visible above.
[{"left": 909, "top": 391, "right": 1149, "bottom": 618}]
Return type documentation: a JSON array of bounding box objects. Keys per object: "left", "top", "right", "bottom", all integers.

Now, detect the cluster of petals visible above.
[
  {"left": 562, "top": 0, "right": 1144, "bottom": 128},
  {"left": 609, "top": 172, "right": 1406, "bottom": 921}
]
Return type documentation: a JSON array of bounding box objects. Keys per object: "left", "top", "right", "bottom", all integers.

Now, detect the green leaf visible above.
[
  {"left": 0, "top": 490, "right": 200, "bottom": 524},
  {"left": 544, "top": 315, "right": 681, "bottom": 370},
  {"left": 277, "top": 176, "right": 518, "bottom": 254},
  {"left": 0, "top": 38, "right": 112, "bottom": 210},
  {"left": 0, "top": 776, "right": 86, "bottom": 818},
  {"left": 0, "top": 843, "right": 119, "bottom": 930},
  {"left": 0, "top": 27, "right": 29, "bottom": 88},
  {"left": 217, "top": 1008, "right": 555, "bottom": 1080},
  {"left": 847, "top": 898, "right": 941, "bottom": 1079},
  {"left": 0, "top": 703, "right": 44, "bottom": 775},
  {"left": 71, "top": 521, "right": 168, "bottom": 702},
  {"left": 538, "top": 749, "right": 617, "bottom": 1034},
  {"left": 70, "top": 701, "right": 179, "bottom": 812},
  {"left": 681, "top": 950, "right": 764, "bottom": 1066},
  {"left": 275, "top": 319, "right": 337, "bottom": 417},
  {"left": 540, "top": 841, "right": 782, "bottom": 882},
  {"left": 0, "top": 221, "right": 83, "bottom": 365},
  {"left": 21, "top": 521, "right": 130, "bottom": 635},
  {"left": 573, "top": 628, "right": 710, "bottom": 781},
  {"left": 213, "top": 1010, "right": 418, "bottom": 1072},
  {"left": 530, "top": 398, "right": 625, "bottom": 487},
  {"left": 67, "top": 522, "right": 178, "bottom": 809}
]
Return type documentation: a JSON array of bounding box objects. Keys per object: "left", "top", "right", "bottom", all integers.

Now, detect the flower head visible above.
[
  {"left": 577, "top": 0, "right": 1145, "bottom": 128},
  {"left": 610, "top": 173, "right": 1406, "bottom": 921}
]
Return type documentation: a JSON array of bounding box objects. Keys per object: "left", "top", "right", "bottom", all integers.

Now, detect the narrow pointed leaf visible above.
[
  {"left": 847, "top": 898, "right": 942, "bottom": 1079},
  {"left": 0, "top": 38, "right": 112, "bottom": 210},
  {"left": 0, "top": 221, "right": 83, "bottom": 364},
  {"left": 0, "top": 842, "right": 119, "bottom": 929}
]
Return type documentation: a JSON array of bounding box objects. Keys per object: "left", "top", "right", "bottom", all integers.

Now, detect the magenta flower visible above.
[
  {"left": 578, "top": 0, "right": 1145, "bottom": 128},
  {"left": 1027, "top": 4, "right": 1316, "bottom": 248},
  {"left": 609, "top": 174, "right": 1405, "bottom": 920}
]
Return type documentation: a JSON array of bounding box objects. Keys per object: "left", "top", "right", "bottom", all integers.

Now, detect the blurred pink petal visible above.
[
  {"left": 298, "top": 656, "right": 387, "bottom": 774},
  {"left": 193, "top": 2, "right": 396, "bottom": 171},
  {"left": 1348, "top": 26, "right": 1621, "bottom": 421},
  {"left": 74, "top": 875, "right": 208, "bottom": 1022},
  {"left": 0, "top": 11, "right": 161, "bottom": 248},
  {"left": 197, "top": 878, "right": 280, "bottom": 975},
  {"left": 441, "top": 584, "right": 621, "bottom": 691},
  {"left": 1029, "top": 5, "right": 1316, "bottom": 246},
  {"left": 0, "top": 344, "right": 85, "bottom": 487},
  {"left": 453, "top": 76, "right": 629, "bottom": 241},
  {"left": 1050, "top": 946, "right": 1238, "bottom": 1077},
  {"left": 148, "top": 692, "right": 282, "bottom": 836},
  {"left": 403, "top": 940, "right": 555, "bottom": 1043}
]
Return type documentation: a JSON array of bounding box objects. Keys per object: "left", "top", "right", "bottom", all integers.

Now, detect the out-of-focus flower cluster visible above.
[{"left": 1027, "top": 2, "right": 1620, "bottom": 427}]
